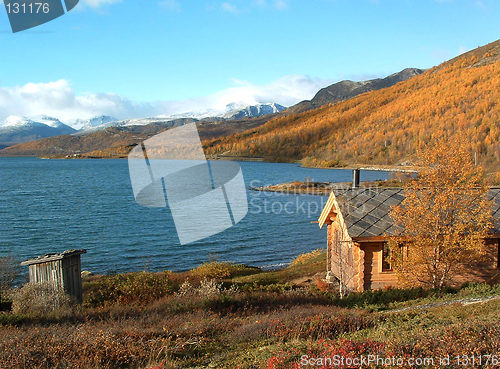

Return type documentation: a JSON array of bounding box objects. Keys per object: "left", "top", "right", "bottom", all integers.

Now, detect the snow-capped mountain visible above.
[
  {"left": 222, "top": 103, "right": 286, "bottom": 119},
  {"left": 154, "top": 102, "right": 286, "bottom": 121},
  {"left": 156, "top": 108, "right": 223, "bottom": 121},
  {"left": 0, "top": 102, "right": 288, "bottom": 144},
  {"left": 0, "top": 116, "right": 33, "bottom": 128},
  {"left": 0, "top": 115, "right": 77, "bottom": 145},
  {"left": 0, "top": 116, "right": 76, "bottom": 132},
  {"left": 29, "top": 115, "right": 72, "bottom": 129},
  {"left": 74, "top": 102, "right": 287, "bottom": 135},
  {"left": 72, "top": 116, "right": 192, "bottom": 136},
  {"left": 73, "top": 115, "right": 118, "bottom": 130}
]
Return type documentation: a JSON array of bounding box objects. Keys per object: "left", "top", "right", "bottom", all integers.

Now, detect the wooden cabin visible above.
[
  {"left": 318, "top": 187, "right": 500, "bottom": 292},
  {"left": 21, "top": 249, "right": 87, "bottom": 302}
]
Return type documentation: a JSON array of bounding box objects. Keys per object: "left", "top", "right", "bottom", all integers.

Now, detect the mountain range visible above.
[
  {"left": 0, "top": 68, "right": 422, "bottom": 156},
  {"left": 0, "top": 103, "right": 287, "bottom": 147},
  {"left": 285, "top": 68, "right": 424, "bottom": 114}
]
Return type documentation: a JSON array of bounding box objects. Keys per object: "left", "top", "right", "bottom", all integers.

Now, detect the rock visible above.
[{"left": 81, "top": 270, "right": 94, "bottom": 277}]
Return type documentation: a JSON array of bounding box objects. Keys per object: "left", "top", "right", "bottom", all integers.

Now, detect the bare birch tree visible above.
[
  {"left": 0, "top": 255, "right": 17, "bottom": 302},
  {"left": 328, "top": 211, "right": 356, "bottom": 298}
]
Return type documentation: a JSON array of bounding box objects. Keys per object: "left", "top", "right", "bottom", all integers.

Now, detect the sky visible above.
[{"left": 0, "top": 0, "right": 500, "bottom": 124}]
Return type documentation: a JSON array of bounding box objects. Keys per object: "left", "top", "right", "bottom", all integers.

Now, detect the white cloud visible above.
[
  {"left": 274, "top": 0, "right": 287, "bottom": 10},
  {"left": 458, "top": 45, "right": 470, "bottom": 55},
  {"left": 221, "top": 0, "right": 288, "bottom": 13},
  {"left": 222, "top": 2, "right": 242, "bottom": 14},
  {"left": 0, "top": 75, "right": 334, "bottom": 125},
  {"left": 431, "top": 48, "right": 453, "bottom": 62},
  {"left": 0, "top": 80, "right": 157, "bottom": 124},
  {"left": 475, "top": 0, "right": 487, "bottom": 9},
  {"left": 159, "top": 0, "right": 181, "bottom": 12},
  {"left": 80, "top": 0, "right": 123, "bottom": 9},
  {"left": 253, "top": 0, "right": 267, "bottom": 6},
  {"left": 210, "top": 75, "right": 333, "bottom": 109}
]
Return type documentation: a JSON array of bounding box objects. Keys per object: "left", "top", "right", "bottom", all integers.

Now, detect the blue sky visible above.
[{"left": 0, "top": 0, "right": 499, "bottom": 123}]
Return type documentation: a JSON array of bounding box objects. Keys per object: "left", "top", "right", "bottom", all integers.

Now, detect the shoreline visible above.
[
  {"left": 250, "top": 179, "right": 405, "bottom": 196},
  {"left": 1, "top": 152, "right": 417, "bottom": 173}
]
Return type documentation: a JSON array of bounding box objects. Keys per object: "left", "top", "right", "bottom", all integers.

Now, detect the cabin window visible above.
[{"left": 382, "top": 243, "right": 393, "bottom": 272}]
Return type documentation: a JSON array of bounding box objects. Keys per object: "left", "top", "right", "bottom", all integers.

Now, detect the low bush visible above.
[
  {"left": 230, "top": 305, "right": 373, "bottom": 344},
  {"left": 191, "top": 262, "right": 261, "bottom": 280},
  {"left": 290, "top": 249, "right": 324, "bottom": 267},
  {"left": 177, "top": 278, "right": 238, "bottom": 298},
  {"left": 301, "top": 157, "right": 345, "bottom": 168},
  {"left": 266, "top": 339, "right": 386, "bottom": 369},
  {"left": 84, "top": 272, "right": 178, "bottom": 307},
  {"left": 457, "top": 282, "right": 500, "bottom": 298},
  {"left": 332, "top": 286, "right": 432, "bottom": 310},
  {"left": 192, "top": 262, "right": 233, "bottom": 279},
  {"left": 246, "top": 282, "right": 296, "bottom": 293},
  {"left": 11, "top": 282, "right": 74, "bottom": 315}
]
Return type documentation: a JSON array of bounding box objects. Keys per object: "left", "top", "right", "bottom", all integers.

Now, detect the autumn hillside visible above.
[{"left": 204, "top": 39, "right": 500, "bottom": 180}]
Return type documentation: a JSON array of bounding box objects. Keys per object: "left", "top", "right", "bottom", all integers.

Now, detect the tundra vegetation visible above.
[{"left": 0, "top": 250, "right": 499, "bottom": 368}]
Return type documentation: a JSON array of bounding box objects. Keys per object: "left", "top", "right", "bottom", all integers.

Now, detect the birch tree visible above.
[
  {"left": 328, "top": 208, "right": 356, "bottom": 298},
  {"left": 0, "top": 256, "right": 17, "bottom": 302},
  {"left": 388, "top": 139, "right": 493, "bottom": 289}
]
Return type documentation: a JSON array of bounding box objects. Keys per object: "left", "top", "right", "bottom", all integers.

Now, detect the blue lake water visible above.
[{"left": 0, "top": 157, "right": 389, "bottom": 275}]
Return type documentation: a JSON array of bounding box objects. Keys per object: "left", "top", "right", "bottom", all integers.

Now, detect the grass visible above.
[
  {"left": 0, "top": 249, "right": 499, "bottom": 368},
  {"left": 234, "top": 249, "right": 327, "bottom": 287}
]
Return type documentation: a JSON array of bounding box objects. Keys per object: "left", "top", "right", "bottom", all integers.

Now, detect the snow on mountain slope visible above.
[
  {"left": 0, "top": 101, "right": 288, "bottom": 142},
  {"left": 72, "top": 116, "right": 186, "bottom": 135},
  {"left": 0, "top": 115, "right": 77, "bottom": 145},
  {"left": 30, "top": 115, "right": 74, "bottom": 129},
  {"left": 0, "top": 116, "right": 34, "bottom": 128},
  {"left": 73, "top": 115, "right": 119, "bottom": 130},
  {"left": 74, "top": 102, "right": 288, "bottom": 135},
  {"left": 222, "top": 103, "right": 286, "bottom": 119}
]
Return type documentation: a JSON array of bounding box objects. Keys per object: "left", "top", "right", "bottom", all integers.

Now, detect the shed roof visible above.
[
  {"left": 21, "top": 249, "right": 87, "bottom": 266},
  {"left": 320, "top": 187, "right": 500, "bottom": 238}
]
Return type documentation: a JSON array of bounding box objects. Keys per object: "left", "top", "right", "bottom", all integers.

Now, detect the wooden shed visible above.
[
  {"left": 21, "top": 249, "right": 87, "bottom": 302},
  {"left": 318, "top": 188, "right": 500, "bottom": 293}
]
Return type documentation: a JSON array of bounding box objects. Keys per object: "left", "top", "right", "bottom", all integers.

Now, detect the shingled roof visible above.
[
  {"left": 326, "top": 187, "right": 500, "bottom": 238},
  {"left": 487, "top": 188, "right": 500, "bottom": 234}
]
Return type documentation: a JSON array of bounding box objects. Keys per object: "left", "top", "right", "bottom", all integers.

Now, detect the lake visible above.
[{"left": 0, "top": 157, "right": 389, "bottom": 275}]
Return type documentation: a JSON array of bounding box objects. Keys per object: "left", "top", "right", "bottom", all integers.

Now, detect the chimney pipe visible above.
[{"left": 352, "top": 169, "right": 360, "bottom": 189}]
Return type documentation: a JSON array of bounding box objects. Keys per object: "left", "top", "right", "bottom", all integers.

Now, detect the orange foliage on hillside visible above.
[{"left": 204, "top": 40, "right": 500, "bottom": 180}]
